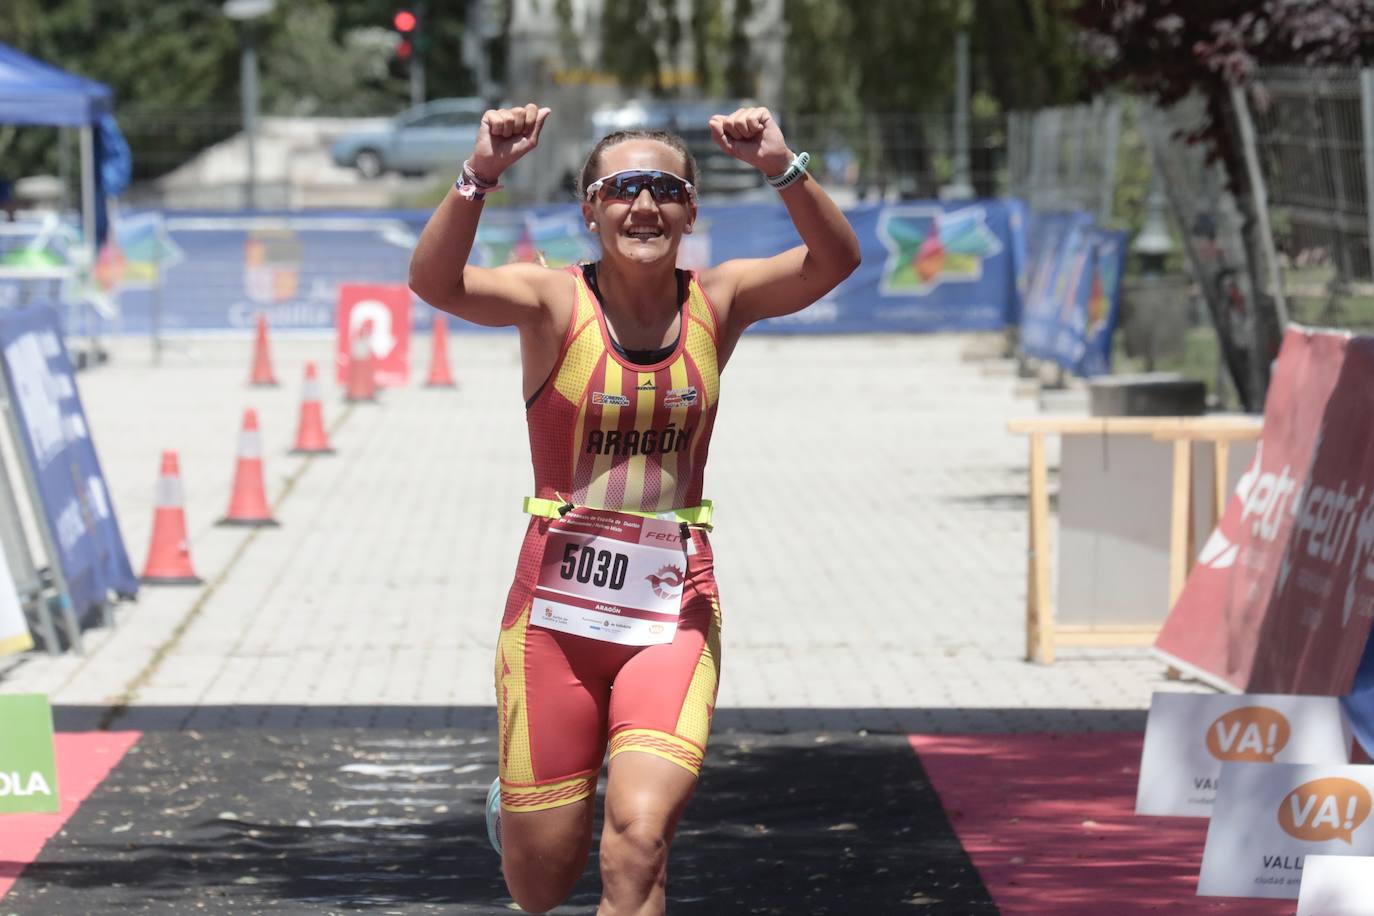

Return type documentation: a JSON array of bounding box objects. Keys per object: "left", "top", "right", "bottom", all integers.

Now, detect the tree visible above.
[
  {"left": 1071, "top": 0, "right": 1374, "bottom": 408},
  {"left": 261, "top": 1, "right": 408, "bottom": 116},
  {"left": 782, "top": 0, "right": 1084, "bottom": 197},
  {"left": 0, "top": 0, "right": 240, "bottom": 183},
  {"left": 0, "top": 0, "right": 486, "bottom": 185}
]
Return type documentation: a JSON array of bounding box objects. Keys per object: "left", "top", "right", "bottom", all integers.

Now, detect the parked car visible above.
[{"left": 331, "top": 98, "right": 487, "bottom": 179}]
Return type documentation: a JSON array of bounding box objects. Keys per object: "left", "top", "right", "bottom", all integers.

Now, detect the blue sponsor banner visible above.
[
  {"left": 1019, "top": 211, "right": 1126, "bottom": 376},
  {"left": 86, "top": 201, "right": 1024, "bottom": 336},
  {"left": 702, "top": 200, "right": 1020, "bottom": 332},
  {"left": 1344, "top": 639, "right": 1374, "bottom": 756},
  {"left": 0, "top": 304, "right": 137, "bottom": 618}
]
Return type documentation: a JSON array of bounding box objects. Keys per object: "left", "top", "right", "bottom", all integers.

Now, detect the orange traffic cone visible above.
[
  {"left": 425, "top": 316, "right": 456, "bottom": 388},
  {"left": 249, "top": 313, "right": 278, "bottom": 386},
  {"left": 291, "top": 362, "right": 334, "bottom": 454},
  {"left": 217, "top": 408, "right": 279, "bottom": 527},
  {"left": 345, "top": 320, "right": 378, "bottom": 403},
  {"left": 141, "top": 450, "right": 203, "bottom": 585}
]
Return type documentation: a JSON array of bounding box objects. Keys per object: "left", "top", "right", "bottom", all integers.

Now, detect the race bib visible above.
[{"left": 533, "top": 507, "right": 688, "bottom": 645}]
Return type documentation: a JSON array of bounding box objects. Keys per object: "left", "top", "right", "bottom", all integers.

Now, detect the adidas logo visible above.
[{"left": 637, "top": 380, "right": 656, "bottom": 391}]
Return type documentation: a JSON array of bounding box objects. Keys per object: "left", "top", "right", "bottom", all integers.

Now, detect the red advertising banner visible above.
[
  {"left": 334, "top": 283, "right": 411, "bottom": 387},
  {"left": 1155, "top": 327, "right": 1374, "bottom": 694}
]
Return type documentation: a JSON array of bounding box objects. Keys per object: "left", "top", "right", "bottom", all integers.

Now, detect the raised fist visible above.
[
  {"left": 708, "top": 107, "right": 791, "bottom": 177},
  {"left": 468, "top": 103, "right": 552, "bottom": 182}
]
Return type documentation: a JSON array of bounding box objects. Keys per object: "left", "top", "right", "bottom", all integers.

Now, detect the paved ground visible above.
[
  {"left": 0, "top": 330, "right": 1218, "bottom": 913},
  {"left": 1, "top": 331, "right": 1203, "bottom": 725}
]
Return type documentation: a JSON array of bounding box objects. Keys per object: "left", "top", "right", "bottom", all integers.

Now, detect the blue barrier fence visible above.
[
  {"left": 5, "top": 200, "right": 1126, "bottom": 375},
  {"left": 69, "top": 201, "right": 1024, "bottom": 336}
]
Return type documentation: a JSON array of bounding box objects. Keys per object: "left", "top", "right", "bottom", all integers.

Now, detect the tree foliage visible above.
[
  {"left": 1071, "top": 0, "right": 1374, "bottom": 174},
  {"left": 784, "top": 0, "right": 1084, "bottom": 117},
  {"left": 0, "top": 0, "right": 480, "bottom": 182}
]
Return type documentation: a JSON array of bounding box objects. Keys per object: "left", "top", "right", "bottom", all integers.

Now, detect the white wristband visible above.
[{"left": 766, "top": 151, "right": 811, "bottom": 190}]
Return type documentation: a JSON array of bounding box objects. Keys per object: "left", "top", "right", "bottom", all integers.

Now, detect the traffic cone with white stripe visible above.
[
  {"left": 140, "top": 450, "right": 202, "bottom": 585},
  {"left": 290, "top": 361, "right": 334, "bottom": 454},
  {"left": 217, "top": 408, "right": 279, "bottom": 527},
  {"left": 345, "top": 319, "right": 378, "bottom": 403},
  {"left": 425, "top": 316, "right": 456, "bottom": 388},
  {"left": 249, "top": 313, "right": 278, "bottom": 386}
]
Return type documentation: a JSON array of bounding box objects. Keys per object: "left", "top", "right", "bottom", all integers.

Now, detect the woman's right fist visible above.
[{"left": 469, "top": 104, "right": 551, "bottom": 182}]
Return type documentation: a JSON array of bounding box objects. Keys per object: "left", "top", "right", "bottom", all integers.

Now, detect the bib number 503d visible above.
[{"left": 560, "top": 543, "right": 629, "bottom": 590}]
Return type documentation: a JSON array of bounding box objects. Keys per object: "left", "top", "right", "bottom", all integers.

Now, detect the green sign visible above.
[{"left": 0, "top": 693, "right": 59, "bottom": 813}]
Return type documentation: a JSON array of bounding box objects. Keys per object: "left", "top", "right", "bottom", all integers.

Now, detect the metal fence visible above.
[
  {"left": 784, "top": 111, "right": 1007, "bottom": 202},
  {"left": 1243, "top": 66, "right": 1374, "bottom": 330},
  {"left": 1138, "top": 95, "right": 1271, "bottom": 406},
  {"left": 1007, "top": 101, "right": 1122, "bottom": 222},
  {"left": 95, "top": 107, "right": 1012, "bottom": 208}
]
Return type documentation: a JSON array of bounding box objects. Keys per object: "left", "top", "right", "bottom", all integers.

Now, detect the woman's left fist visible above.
[{"left": 708, "top": 107, "right": 791, "bottom": 176}]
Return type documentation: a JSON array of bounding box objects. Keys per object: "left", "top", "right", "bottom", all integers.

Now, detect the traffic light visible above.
[{"left": 393, "top": 9, "right": 416, "bottom": 60}]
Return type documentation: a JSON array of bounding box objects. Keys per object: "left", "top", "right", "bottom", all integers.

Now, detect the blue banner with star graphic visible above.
[{"left": 24, "top": 201, "right": 1034, "bottom": 337}]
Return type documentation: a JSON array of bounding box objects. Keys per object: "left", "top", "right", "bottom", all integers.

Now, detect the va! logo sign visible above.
[
  {"left": 1205, "top": 707, "right": 1291, "bottom": 762},
  {"left": 1278, "top": 778, "right": 1372, "bottom": 844}
]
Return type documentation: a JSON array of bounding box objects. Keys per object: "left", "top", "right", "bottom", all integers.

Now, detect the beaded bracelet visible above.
[{"left": 454, "top": 160, "right": 504, "bottom": 201}]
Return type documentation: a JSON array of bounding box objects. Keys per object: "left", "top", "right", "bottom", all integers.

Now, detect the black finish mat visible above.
[{"left": 3, "top": 726, "right": 995, "bottom": 914}]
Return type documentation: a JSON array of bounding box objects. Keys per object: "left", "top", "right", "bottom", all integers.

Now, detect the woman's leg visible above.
[
  {"left": 597, "top": 588, "right": 722, "bottom": 915},
  {"left": 597, "top": 751, "right": 699, "bottom": 916},
  {"left": 495, "top": 606, "right": 623, "bottom": 912},
  {"left": 502, "top": 799, "right": 596, "bottom": 913}
]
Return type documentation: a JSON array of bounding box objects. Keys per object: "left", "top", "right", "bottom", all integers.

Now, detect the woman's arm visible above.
[
  {"left": 700, "top": 108, "right": 862, "bottom": 339},
  {"left": 408, "top": 103, "right": 557, "bottom": 329}
]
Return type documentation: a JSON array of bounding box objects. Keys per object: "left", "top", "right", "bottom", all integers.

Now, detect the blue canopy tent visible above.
[{"left": 0, "top": 41, "right": 130, "bottom": 264}]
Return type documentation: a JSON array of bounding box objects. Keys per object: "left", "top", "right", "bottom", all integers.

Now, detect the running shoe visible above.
[{"left": 485, "top": 776, "right": 503, "bottom": 856}]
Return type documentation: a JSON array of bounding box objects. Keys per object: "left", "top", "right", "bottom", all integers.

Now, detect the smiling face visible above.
[{"left": 582, "top": 139, "right": 697, "bottom": 268}]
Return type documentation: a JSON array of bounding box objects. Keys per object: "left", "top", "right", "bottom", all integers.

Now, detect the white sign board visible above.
[
  {"left": 1199, "top": 762, "right": 1374, "bottom": 899},
  {"left": 1297, "top": 855, "right": 1374, "bottom": 915},
  {"left": 0, "top": 538, "right": 32, "bottom": 656},
  {"left": 1136, "top": 692, "right": 1351, "bottom": 817}
]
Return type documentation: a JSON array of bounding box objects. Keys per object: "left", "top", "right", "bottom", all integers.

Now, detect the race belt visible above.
[{"left": 523, "top": 496, "right": 713, "bottom": 531}]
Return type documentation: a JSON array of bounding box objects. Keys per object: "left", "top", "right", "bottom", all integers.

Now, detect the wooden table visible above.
[{"left": 1007, "top": 416, "right": 1263, "bottom": 664}]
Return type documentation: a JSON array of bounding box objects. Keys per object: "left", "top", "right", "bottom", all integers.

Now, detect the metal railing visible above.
[
  {"left": 1244, "top": 66, "right": 1374, "bottom": 330},
  {"left": 1007, "top": 101, "right": 1122, "bottom": 223}
]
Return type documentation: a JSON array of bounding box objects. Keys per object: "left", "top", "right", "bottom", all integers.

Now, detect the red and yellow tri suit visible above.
[{"left": 495, "top": 264, "right": 724, "bottom": 813}]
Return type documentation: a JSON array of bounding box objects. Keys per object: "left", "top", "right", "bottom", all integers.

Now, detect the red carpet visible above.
[
  {"left": 0, "top": 731, "right": 141, "bottom": 900},
  {"left": 909, "top": 732, "right": 1295, "bottom": 914}
]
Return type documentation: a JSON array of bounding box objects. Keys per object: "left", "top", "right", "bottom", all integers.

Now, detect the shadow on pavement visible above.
[
  {"left": 0, "top": 706, "right": 1055, "bottom": 914},
  {"left": 48, "top": 703, "right": 1146, "bottom": 735}
]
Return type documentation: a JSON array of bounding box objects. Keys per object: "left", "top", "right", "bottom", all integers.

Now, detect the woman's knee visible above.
[
  {"left": 600, "top": 813, "right": 671, "bottom": 889},
  {"left": 501, "top": 803, "right": 594, "bottom": 912}
]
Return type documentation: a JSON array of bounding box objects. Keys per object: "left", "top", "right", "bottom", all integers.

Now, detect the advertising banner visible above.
[
  {"left": 75, "top": 202, "right": 1026, "bottom": 337},
  {"left": 0, "top": 305, "right": 137, "bottom": 619},
  {"left": 1296, "top": 855, "right": 1374, "bottom": 915},
  {"left": 1154, "top": 328, "right": 1374, "bottom": 696},
  {"left": 1199, "top": 762, "right": 1374, "bottom": 899},
  {"left": 1135, "top": 692, "right": 1350, "bottom": 817},
  {"left": 0, "top": 694, "right": 59, "bottom": 815},
  {"left": 0, "top": 537, "right": 32, "bottom": 656},
  {"left": 1019, "top": 212, "right": 1126, "bottom": 376},
  {"left": 334, "top": 283, "right": 412, "bottom": 387}
]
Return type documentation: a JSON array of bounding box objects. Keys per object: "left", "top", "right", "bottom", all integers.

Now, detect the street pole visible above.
[
  {"left": 223, "top": 0, "right": 277, "bottom": 211},
  {"left": 411, "top": 2, "right": 427, "bottom": 107},
  {"left": 941, "top": 2, "right": 974, "bottom": 202},
  {"left": 951, "top": 29, "right": 971, "bottom": 195},
  {"left": 241, "top": 27, "right": 258, "bottom": 210}
]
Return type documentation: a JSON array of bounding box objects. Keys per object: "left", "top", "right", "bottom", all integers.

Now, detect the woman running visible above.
[{"left": 409, "top": 102, "right": 859, "bottom": 915}]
